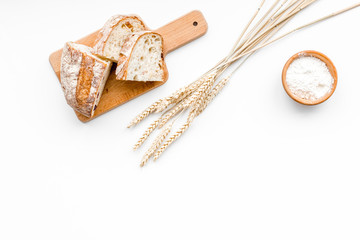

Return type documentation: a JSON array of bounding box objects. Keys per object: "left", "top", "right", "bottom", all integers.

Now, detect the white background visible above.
[{"left": 1, "top": 0, "right": 360, "bottom": 239}]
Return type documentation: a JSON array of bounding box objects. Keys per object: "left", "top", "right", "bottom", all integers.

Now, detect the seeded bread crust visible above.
[
  {"left": 115, "top": 31, "right": 167, "bottom": 82},
  {"left": 92, "top": 15, "right": 147, "bottom": 62},
  {"left": 60, "top": 42, "right": 112, "bottom": 117}
]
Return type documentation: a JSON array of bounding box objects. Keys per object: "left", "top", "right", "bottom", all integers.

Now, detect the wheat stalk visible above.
[
  {"left": 226, "top": 2, "right": 360, "bottom": 66},
  {"left": 130, "top": 0, "right": 360, "bottom": 165}
]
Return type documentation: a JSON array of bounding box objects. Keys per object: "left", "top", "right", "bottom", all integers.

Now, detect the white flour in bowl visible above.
[{"left": 286, "top": 56, "right": 334, "bottom": 101}]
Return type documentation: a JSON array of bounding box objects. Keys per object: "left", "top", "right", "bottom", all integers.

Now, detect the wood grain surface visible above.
[{"left": 49, "top": 10, "right": 208, "bottom": 122}]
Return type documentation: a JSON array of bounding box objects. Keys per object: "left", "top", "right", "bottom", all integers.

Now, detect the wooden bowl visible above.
[{"left": 282, "top": 50, "right": 338, "bottom": 105}]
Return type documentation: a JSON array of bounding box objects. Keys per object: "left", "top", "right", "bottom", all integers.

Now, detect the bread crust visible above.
[
  {"left": 115, "top": 31, "right": 168, "bottom": 82},
  {"left": 92, "top": 15, "right": 147, "bottom": 61},
  {"left": 60, "top": 42, "right": 112, "bottom": 117}
]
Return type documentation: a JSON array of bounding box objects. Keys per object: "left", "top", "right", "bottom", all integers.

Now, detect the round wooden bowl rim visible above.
[{"left": 282, "top": 50, "right": 338, "bottom": 106}]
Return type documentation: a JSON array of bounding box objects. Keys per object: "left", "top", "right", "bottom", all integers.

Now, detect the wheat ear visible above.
[
  {"left": 153, "top": 121, "right": 191, "bottom": 161},
  {"left": 140, "top": 123, "right": 173, "bottom": 167},
  {"left": 133, "top": 119, "right": 160, "bottom": 150},
  {"left": 197, "top": 76, "right": 231, "bottom": 116},
  {"left": 127, "top": 100, "right": 162, "bottom": 128},
  {"left": 155, "top": 73, "right": 211, "bottom": 114},
  {"left": 158, "top": 72, "right": 216, "bottom": 128},
  {"left": 158, "top": 101, "right": 187, "bottom": 128}
]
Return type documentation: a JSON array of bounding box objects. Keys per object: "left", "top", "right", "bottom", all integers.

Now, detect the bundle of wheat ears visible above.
[{"left": 128, "top": 0, "right": 360, "bottom": 167}]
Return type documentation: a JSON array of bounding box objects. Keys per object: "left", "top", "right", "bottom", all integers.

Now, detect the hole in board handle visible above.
[{"left": 193, "top": 21, "right": 198, "bottom": 26}]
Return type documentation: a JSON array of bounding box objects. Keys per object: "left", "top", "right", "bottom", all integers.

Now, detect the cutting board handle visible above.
[{"left": 156, "top": 10, "right": 208, "bottom": 55}]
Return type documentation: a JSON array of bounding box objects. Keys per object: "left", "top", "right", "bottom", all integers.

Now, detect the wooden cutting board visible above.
[{"left": 49, "top": 10, "right": 208, "bottom": 122}]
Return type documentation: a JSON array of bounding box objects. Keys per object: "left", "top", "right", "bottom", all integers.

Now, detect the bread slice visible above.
[
  {"left": 115, "top": 31, "right": 167, "bottom": 82},
  {"left": 93, "top": 15, "right": 147, "bottom": 62},
  {"left": 60, "top": 42, "right": 112, "bottom": 118}
]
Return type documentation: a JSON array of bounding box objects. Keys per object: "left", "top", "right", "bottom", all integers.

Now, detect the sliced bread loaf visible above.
[
  {"left": 115, "top": 31, "right": 167, "bottom": 82},
  {"left": 93, "top": 15, "right": 147, "bottom": 62},
  {"left": 61, "top": 42, "right": 112, "bottom": 118}
]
